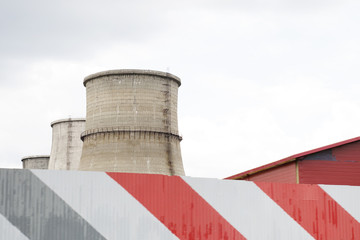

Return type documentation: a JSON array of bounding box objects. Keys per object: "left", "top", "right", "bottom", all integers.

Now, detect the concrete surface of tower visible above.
[
  {"left": 79, "top": 69, "right": 185, "bottom": 175},
  {"left": 22, "top": 155, "right": 49, "bottom": 169},
  {"left": 48, "top": 118, "right": 85, "bottom": 170}
]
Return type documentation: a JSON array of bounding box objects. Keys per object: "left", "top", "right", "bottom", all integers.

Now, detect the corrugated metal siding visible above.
[
  {"left": 332, "top": 141, "right": 360, "bottom": 161},
  {"left": 244, "top": 162, "right": 297, "bottom": 183},
  {"left": 107, "top": 172, "right": 246, "bottom": 240},
  {"left": 256, "top": 181, "right": 360, "bottom": 239},
  {"left": 299, "top": 160, "right": 360, "bottom": 185},
  {"left": 2, "top": 169, "right": 360, "bottom": 239},
  {"left": 183, "top": 177, "right": 313, "bottom": 239},
  {"left": 299, "top": 141, "right": 360, "bottom": 186}
]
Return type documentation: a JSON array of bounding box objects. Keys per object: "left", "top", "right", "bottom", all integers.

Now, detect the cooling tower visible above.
[
  {"left": 22, "top": 155, "right": 49, "bottom": 169},
  {"left": 79, "top": 69, "right": 185, "bottom": 175},
  {"left": 48, "top": 118, "right": 85, "bottom": 170}
]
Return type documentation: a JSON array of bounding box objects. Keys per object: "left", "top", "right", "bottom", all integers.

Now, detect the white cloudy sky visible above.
[{"left": 1, "top": 0, "right": 360, "bottom": 178}]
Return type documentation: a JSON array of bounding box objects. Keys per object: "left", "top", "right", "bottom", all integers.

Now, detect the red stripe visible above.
[
  {"left": 107, "top": 172, "right": 246, "bottom": 240},
  {"left": 255, "top": 181, "right": 360, "bottom": 240}
]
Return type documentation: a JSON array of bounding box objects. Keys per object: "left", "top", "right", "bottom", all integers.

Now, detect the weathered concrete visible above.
[
  {"left": 21, "top": 155, "right": 49, "bottom": 169},
  {"left": 48, "top": 118, "right": 85, "bottom": 170},
  {"left": 79, "top": 69, "right": 185, "bottom": 175}
]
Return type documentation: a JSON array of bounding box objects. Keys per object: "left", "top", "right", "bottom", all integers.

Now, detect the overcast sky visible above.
[{"left": 1, "top": 0, "right": 360, "bottom": 178}]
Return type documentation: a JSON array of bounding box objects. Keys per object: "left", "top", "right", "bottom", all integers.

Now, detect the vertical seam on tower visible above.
[
  {"left": 165, "top": 80, "right": 174, "bottom": 175},
  {"left": 66, "top": 120, "right": 72, "bottom": 170}
]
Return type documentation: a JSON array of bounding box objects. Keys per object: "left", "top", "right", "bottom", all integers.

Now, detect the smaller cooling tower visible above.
[
  {"left": 48, "top": 118, "right": 85, "bottom": 170},
  {"left": 22, "top": 155, "right": 49, "bottom": 169}
]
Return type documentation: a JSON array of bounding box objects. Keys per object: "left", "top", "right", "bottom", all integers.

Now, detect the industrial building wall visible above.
[
  {"left": 299, "top": 141, "right": 360, "bottom": 185},
  {"left": 243, "top": 161, "right": 297, "bottom": 183},
  {"left": 1, "top": 169, "right": 360, "bottom": 240}
]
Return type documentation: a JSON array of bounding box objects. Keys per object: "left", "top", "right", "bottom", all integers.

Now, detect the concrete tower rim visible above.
[
  {"left": 83, "top": 69, "right": 181, "bottom": 87},
  {"left": 50, "top": 118, "right": 86, "bottom": 127},
  {"left": 21, "top": 155, "right": 50, "bottom": 162}
]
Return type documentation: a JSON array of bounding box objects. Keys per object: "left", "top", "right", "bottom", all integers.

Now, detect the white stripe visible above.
[
  {"left": 32, "top": 170, "right": 178, "bottom": 240},
  {"left": 182, "top": 177, "right": 314, "bottom": 240},
  {"left": 320, "top": 184, "right": 360, "bottom": 223},
  {"left": 0, "top": 213, "right": 29, "bottom": 240}
]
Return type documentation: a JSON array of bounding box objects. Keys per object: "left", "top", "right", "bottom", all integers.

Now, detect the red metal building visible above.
[{"left": 226, "top": 136, "right": 360, "bottom": 186}]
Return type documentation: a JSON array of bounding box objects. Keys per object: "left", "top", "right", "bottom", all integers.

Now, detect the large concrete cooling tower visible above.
[
  {"left": 22, "top": 155, "right": 49, "bottom": 169},
  {"left": 79, "top": 69, "right": 185, "bottom": 175},
  {"left": 48, "top": 118, "right": 85, "bottom": 170}
]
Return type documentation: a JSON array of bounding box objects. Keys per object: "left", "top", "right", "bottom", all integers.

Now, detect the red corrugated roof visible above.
[{"left": 225, "top": 136, "right": 360, "bottom": 180}]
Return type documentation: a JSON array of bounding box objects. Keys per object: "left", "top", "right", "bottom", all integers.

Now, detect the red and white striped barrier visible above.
[{"left": 0, "top": 169, "right": 359, "bottom": 239}]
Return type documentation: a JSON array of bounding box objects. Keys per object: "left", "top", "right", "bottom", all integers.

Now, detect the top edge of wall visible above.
[
  {"left": 83, "top": 69, "right": 181, "bottom": 87},
  {"left": 50, "top": 118, "right": 86, "bottom": 127},
  {"left": 21, "top": 155, "right": 50, "bottom": 161}
]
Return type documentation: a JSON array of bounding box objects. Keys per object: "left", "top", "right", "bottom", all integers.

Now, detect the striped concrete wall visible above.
[{"left": 0, "top": 169, "right": 359, "bottom": 239}]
